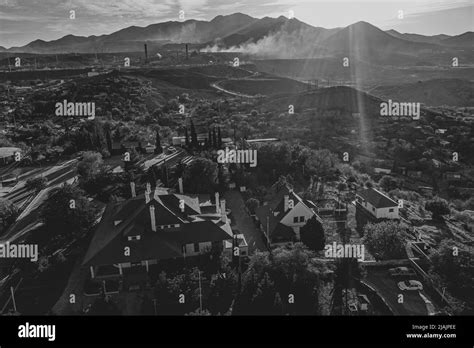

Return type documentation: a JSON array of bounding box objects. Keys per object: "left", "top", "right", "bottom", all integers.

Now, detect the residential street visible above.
[{"left": 224, "top": 190, "right": 266, "bottom": 253}]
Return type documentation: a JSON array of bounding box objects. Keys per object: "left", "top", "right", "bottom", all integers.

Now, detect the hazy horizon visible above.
[{"left": 0, "top": 0, "right": 472, "bottom": 48}]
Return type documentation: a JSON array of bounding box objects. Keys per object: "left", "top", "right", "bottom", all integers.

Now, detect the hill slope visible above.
[{"left": 371, "top": 79, "right": 474, "bottom": 107}]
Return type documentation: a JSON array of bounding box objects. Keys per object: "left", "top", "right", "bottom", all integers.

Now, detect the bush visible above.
[
  {"left": 425, "top": 197, "right": 451, "bottom": 220},
  {"left": 362, "top": 221, "right": 407, "bottom": 260}
]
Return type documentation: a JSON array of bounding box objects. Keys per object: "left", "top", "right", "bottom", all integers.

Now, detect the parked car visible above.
[
  {"left": 389, "top": 266, "right": 416, "bottom": 277},
  {"left": 398, "top": 280, "right": 423, "bottom": 291}
]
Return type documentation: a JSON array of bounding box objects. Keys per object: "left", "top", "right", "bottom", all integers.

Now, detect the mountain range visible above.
[{"left": 1, "top": 13, "right": 472, "bottom": 59}]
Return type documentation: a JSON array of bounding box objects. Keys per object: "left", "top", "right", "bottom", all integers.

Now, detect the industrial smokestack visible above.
[
  {"left": 144, "top": 43, "right": 148, "bottom": 64},
  {"left": 185, "top": 44, "right": 189, "bottom": 60}
]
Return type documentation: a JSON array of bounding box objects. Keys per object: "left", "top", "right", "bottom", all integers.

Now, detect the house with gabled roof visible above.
[
  {"left": 82, "top": 186, "right": 244, "bottom": 279},
  {"left": 255, "top": 185, "right": 322, "bottom": 244},
  {"left": 355, "top": 187, "right": 399, "bottom": 234}
]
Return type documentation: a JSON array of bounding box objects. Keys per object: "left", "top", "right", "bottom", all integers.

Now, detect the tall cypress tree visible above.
[
  {"left": 155, "top": 130, "right": 162, "bottom": 154},
  {"left": 212, "top": 127, "right": 217, "bottom": 149},
  {"left": 208, "top": 129, "right": 213, "bottom": 148},
  {"left": 184, "top": 126, "right": 190, "bottom": 147},
  {"left": 217, "top": 126, "right": 222, "bottom": 148},
  {"left": 190, "top": 120, "right": 198, "bottom": 148},
  {"left": 105, "top": 127, "right": 112, "bottom": 153}
]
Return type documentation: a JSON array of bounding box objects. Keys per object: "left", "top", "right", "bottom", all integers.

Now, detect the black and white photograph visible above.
[{"left": 0, "top": 0, "right": 473, "bottom": 345}]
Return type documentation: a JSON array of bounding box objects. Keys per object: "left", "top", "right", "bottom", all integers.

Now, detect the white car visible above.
[
  {"left": 398, "top": 280, "right": 423, "bottom": 291},
  {"left": 389, "top": 267, "right": 416, "bottom": 277}
]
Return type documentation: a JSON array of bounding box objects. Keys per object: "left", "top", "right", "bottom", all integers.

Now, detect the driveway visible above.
[{"left": 224, "top": 190, "right": 266, "bottom": 253}]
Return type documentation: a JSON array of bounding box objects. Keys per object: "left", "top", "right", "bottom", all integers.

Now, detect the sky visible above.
[{"left": 0, "top": 0, "right": 472, "bottom": 48}]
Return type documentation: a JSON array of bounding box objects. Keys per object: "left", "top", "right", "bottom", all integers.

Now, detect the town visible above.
[{"left": 0, "top": 10, "right": 473, "bottom": 320}]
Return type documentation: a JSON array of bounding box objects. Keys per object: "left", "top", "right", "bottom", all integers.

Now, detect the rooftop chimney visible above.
[
  {"left": 130, "top": 182, "right": 136, "bottom": 198},
  {"left": 154, "top": 186, "right": 160, "bottom": 201},
  {"left": 149, "top": 205, "right": 156, "bottom": 232},
  {"left": 284, "top": 195, "right": 289, "bottom": 212},
  {"left": 215, "top": 192, "right": 220, "bottom": 213},
  {"left": 145, "top": 191, "right": 150, "bottom": 204},
  {"left": 178, "top": 177, "right": 183, "bottom": 194},
  {"left": 220, "top": 199, "right": 227, "bottom": 223},
  {"left": 146, "top": 182, "right": 151, "bottom": 193}
]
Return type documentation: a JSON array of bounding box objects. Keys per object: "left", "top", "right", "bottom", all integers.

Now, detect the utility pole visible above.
[
  {"left": 10, "top": 286, "right": 17, "bottom": 312},
  {"left": 152, "top": 299, "right": 157, "bottom": 315},
  {"left": 197, "top": 269, "right": 202, "bottom": 312}
]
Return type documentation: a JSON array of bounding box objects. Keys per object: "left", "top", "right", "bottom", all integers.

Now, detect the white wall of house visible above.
[
  {"left": 280, "top": 201, "right": 316, "bottom": 239},
  {"left": 375, "top": 206, "right": 399, "bottom": 219},
  {"left": 357, "top": 195, "right": 399, "bottom": 219},
  {"left": 374, "top": 168, "right": 391, "bottom": 174}
]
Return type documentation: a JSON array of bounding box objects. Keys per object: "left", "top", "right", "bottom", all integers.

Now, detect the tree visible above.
[
  {"left": 42, "top": 184, "right": 99, "bottom": 240},
  {"left": 300, "top": 216, "right": 325, "bottom": 251},
  {"left": 190, "top": 120, "right": 198, "bottom": 148},
  {"left": 77, "top": 151, "right": 104, "bottom": 181},
  {"left": 217, "top": 126, "right": 222, "bottom": 148},
  {"left": 25, "top": 177, "right": 47, "bottom": 193},
  {"left": 155, "top": 130, "right": 162, "bottom": 154},
  {"left": 208, "top": 128, "right": 213, "bottom": 148},
  {"left": 184, "top": 127, "right": 190, "bottom": 147},
  {"left": 379, "top": 175, "right": 399, "bottom": 192},
  {"left": 0, "top": 198, "right": 19, "bottom": 233},
  {"left": 425, "top": 197, "right": 451, "bottom": 220},
  {"left": 236, "top": 244, "right": 330, "bottom": 315},
  {"left": 430, "top": 239, "right": 473, "bottom": 288},
  {"left": 306, "top": 149, "right": 338, "bottom": 179},
  {"left": 212, "top": 127, "right": 217, "bottom": 149},
  {"left": 183, "top": 158, "right": 218, "bottom": 193},
  {"left": 245, "top": 198, "right": 259, "bottom": 215},
  {"left": 362, "top": 221, "right": 407, "bottom": 260}
]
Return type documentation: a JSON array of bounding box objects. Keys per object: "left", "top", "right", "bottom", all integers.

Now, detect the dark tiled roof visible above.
[
  {"left": 82, "top": 193, "right": 233, "bottom": 267},
  {"left": 357, "top": 188, "right": 398, "bottom": 209}
]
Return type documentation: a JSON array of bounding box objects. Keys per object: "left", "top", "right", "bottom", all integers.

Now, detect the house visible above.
[
  {"left": 355, "top": 187, "right": 399, "bottom": 234},
  {"left": 0, "top": 147, "right": 20, "bottom": 166},
  {"left": 82, "top": 187, "right": 245, "bottom": 279},
  {"left": 255, "top": 186, "right": 322, "bottom": 244},
  {"left": 444, "top": 172, "right": 462, "bottom": 181}
]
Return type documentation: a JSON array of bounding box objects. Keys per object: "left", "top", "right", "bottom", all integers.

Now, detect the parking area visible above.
[{"left": 364, "top": 266, "right": 431, "bottom": 315}]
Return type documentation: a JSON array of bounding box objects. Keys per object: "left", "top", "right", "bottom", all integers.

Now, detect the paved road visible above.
[
  {"left": 224, "top": 190, "right": 266, "bottom": 253},
  {"left": 365, "top": 268, "right": 428, "bottom": 315}
]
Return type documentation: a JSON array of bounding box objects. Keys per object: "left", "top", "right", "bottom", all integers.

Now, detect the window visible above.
[
  {"left": 127, "top": 235, "right": 141, "bottom": 241},
  {"left": 293, "top": 217, "right": 298, "bottom": 223},
  {"left": 193, "top": 243, "right": 200, "bottom": 253},
  {"left": 372, "top": 207, "right": 375, "bottom": 212},
  {"left": 299, "top": 216, "right": 305, "bottom": 223},
  {"left": 389, "top": 208, "right": 394, "bottom": 213}
]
